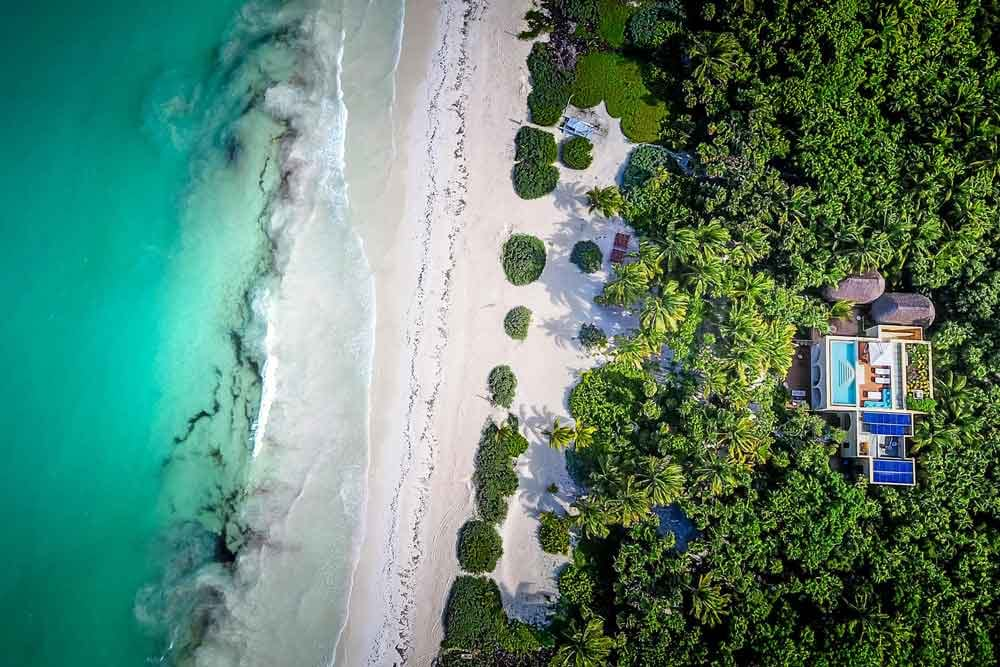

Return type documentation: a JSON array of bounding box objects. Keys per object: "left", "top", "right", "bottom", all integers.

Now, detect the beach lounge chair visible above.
[
  {"left": 866, "top": 391, "right": 883, "bottom": 400},
  {"left": 610, "top": 248, "right": 627, "bottom": 264},
  {"left": 614, "top": 233, "right": 630, "bottom": 249}
]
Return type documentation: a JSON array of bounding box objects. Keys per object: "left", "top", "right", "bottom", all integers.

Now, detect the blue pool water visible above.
[{"left": 831, "top": 340, "right": 858, "bottom": 405}]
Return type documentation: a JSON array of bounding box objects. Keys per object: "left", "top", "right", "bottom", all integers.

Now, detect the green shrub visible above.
[
  {"left": 597, "top": 0, "right": 635, "bottom": 48},
  {"left": 557, "top": 562, "right": 596, "bottom": 608},
  {"left": 568, "top": 363, "right": 644, "bottom": 435},
  {"left": 578, "top": 323, "right": 608, "bottom": 350},
  {"left": 504, "top": 306, "right": 532, "bottom": 340},
  {"left": 515, "top": 126, "right": 557, "bottom": 163},
  {"left": 502, "top": 234, "right": 547, "bottom": 285},
  {"left": 488, "top": 365, "right": 517, "bottom": 408},
  {"left": 538, "top": 511, "right": 571, "bottom": 554},
  {"left": 512, "top": 161, "right": 559, "bottom": 199},
  {"left": 906, "top": 397, "right": 938, "bottom": 413},
  {"left": 626, "top": 3, "right": 685, "bottom": 50},
  {"left": 623, "top": 144, "right": 674, "bottom": 189},
  {"left": 571, "top": 52, "right": 668, "bottom": 143},
  {"left": 475, "top": 421, "right": 521, "bottom": 524},
  {"left": 527, "top": 42, "right": 574, "bottom": 126},
  {"left": 561, "top": 136, "right": 593, "bottom": 169},
  {"left": 570, "top": 240, "right": 602, "bottom": 273},
  {"left": 441, "top": 576, "right": 508, "bottom": 649},
  {"left": 562, "top": 0, "right": 598, "bottom": 24},
  {"left": 440, "top": 576, "right": 545, "bottom": 660},
  {"left": 457, "top": 520, "right": 503, "bottom": 573}
]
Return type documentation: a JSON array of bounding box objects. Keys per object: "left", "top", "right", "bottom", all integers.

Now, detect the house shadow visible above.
[{"left": 498, "top": 578, "right": 559, "bottom": 627}]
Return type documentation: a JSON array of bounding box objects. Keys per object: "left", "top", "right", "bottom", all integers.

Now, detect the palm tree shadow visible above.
[{"left": 552, "top": 180, "right": 588, "bottom": 214}]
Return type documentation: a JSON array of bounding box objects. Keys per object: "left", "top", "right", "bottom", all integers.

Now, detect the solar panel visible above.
[{"left": 872, "top": 459, "right": 915, "bottom": 485}]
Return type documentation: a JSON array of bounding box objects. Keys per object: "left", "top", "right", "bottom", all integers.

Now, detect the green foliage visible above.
[
  {"left": 907, "top": 397, "right": 938, "bottom": 413},
  {"left": 457, "top": 520, "right": 503, "bottom": 573},
  {"left": 596, "top": 0, "right": 634, "bottom": 48},
  {"left": 557, "top": 561, "right": 595, "bottom": 608},
  {"left": 561, "top": 0, "right": 597, "bottom": 24},
  {"left": 488, "top": 365, "right": 517, "bottom": 408},
  {"left": 538, "top": 511, "right": 571, "bottom": 554},
  {"left": 474, "top": 419, "right": 522, "bottom": 524},
  {"left": 622, "top": 145, "right": 675, "bottom": 189},
  {"left": 578, "top": 323, "right": 607, "bottom": 351},
  {"left": 906, "top": 343, "right": 932, "bottom": 397},
  {"left": 512, "top": 161, "right": 559, "bottom": 199},
  {"left": 502, "top": 234, "right": 547, "bottom": 285},
  {"left": 547, "top": 482, "right": 559, "bottom": 493},
  {"left": 570, "top": 240, "right": 602, "bottom": 273},
  {"left": 527, "top": 42, "right": 574, "bottom": 126},
  {"left": 560, "top": 136, "right": 593, "bottom": 169},
  {"left": 568, "top": 363, "right": 644, "bottom": 440},
  {"left": 517, "top": 9, "right": 553, "bottom": 40},
  {"left": 440, "top": 576, "right": 546, "bottom": 662},
  {"left": 522, "top": 3, "right": 1000, "bottom": 664},
  {"left": 504, "top": 305, "right": 532, "bottom": 340},
  {"left": 515, "top": 126, "right": 558, "bottom": 164},
  {"left": 571, "top": 52, "right": 667, "bottom": 143},
  {"left": 626, "top": 2, "right": 684, "bottom": 50}
]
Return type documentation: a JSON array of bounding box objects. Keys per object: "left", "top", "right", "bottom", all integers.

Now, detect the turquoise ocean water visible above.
[{"left": 0, "top": 2, "right": 294, "bottom": 664}]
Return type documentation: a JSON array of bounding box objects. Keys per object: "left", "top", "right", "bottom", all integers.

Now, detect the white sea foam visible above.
[{"left": 183, "top": 1, "right": 405, "bottom": 665}]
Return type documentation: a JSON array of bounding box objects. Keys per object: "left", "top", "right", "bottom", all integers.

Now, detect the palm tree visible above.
[
  {"left": 614, "top": 335, "right": 649, "bottom": 370},
  {"left": 574, "top": 421, "right": 597, "bottom": 450},
  {"left": 688, "top": 32, "right": 745, "bottom": 86},
  {"left": 651, "top": 225, "right": 699, "bottom": 273},
  {"left": 573, "top": 497, "right": 610, "bottom": 539},
  {"left": 689, "top": 573, "right": 731, "bottom": 626},
  {"left": 682, "top": 257, "right": 726, "bottom": 297},
  {"left": 586, "top": 185, "right": 623, "bottom": 217},
  {"left": 602, "top": 262, "right": 649, "bottom": 306},
  {"left": 544, "top": 418, "right": 576, "bottom": 450},
  {"left": 550, "top": 617, "right": 615, "bottom": 667},
  {"left": 610, "top": 476, "right": 650, "bottom": 525},
  {"left": 640, "top": 281, "right": 690, "bottom": 336},
  {"left": 635, "top": 456, "right": 684, "bottom": 506}
]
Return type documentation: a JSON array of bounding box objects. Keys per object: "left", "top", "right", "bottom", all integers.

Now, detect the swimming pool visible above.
[{"left": 831, "top": 340, "right": 858, "bottom": 405}]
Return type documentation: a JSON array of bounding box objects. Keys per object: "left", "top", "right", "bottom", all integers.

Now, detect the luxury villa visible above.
[{"left": 807, "top": 324, "right": 934, "bottom": 486}]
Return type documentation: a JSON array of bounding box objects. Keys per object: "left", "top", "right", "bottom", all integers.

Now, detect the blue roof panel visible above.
[{"left": 872, "top": 459, "right": 915, "bottom": 485}]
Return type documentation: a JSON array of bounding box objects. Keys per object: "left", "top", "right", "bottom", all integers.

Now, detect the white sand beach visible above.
[{"left": 337, "top": 0, "right": 638, "bottom": 664}]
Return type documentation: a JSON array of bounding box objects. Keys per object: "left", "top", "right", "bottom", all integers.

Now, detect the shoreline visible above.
[{"left": 335, "top": 0, "right": 466, "bottom": 662}]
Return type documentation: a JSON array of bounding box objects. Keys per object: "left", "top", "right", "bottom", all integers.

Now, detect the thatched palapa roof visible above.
[
  {"left": 870, "top": 292, "right": 936, "bottom": 327},
  {"left": 822, "top": 271, "right": 885, "bottom": 304}
]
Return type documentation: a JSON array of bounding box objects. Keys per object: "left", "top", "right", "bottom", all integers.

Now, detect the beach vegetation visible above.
[
  {"left": 512, "top": 161, "right": 559, "bottom": 200},
  {"left": 474, "top": 417, "right": 523, "bottom": 524},
  {"left": 487, "top": 365, "right": 517, "bottom": 408},
  {"left": 549, "top": 617, "right": 614, "bottom": 667},
  {"left": 538, "top": 511, "right": 571, "bottom": 554},
  {"left": 578, "top": 323, "right": 607, "bottom": 351},
  {"left": 547, "top": 482, "right": 559, "bottom": 494},
  {"left": 585, "top": 185, "right": 622, "bottom": 217},
  {"left": 515, "top": 126, "right": 558, "bottom": 164},
  {"left": 570, "top": 240, "right": 602, "bottom": 273},
  {"left": 503, "top": 305, "right": 532, "bottom": 340},
  {"left": 515, "top": 2, "right": 1000, "bottom": 663},
  {"left": 561, "top": 136, "right": 593, "bottom": 170},
  {"left": 526, "top": 42, "right": 574, "bottom": 126},
  {"left": 457, "top": 519, "right": 503, "bottom": 573},
  {"left": 439, "top": 576, "right": 547, "bottom": 663},
  {"left": 595, "top": 0, "right": 634, "bottom": 48},
  {"left": 543, "top": 417, "right": 575, "bottom": 451},
  {"left": 570, "top": 52, "right": 667, "bottom": 143},
  {"left": 622, "top": 144, "right": 676, "bottom": 190},
  {"left": 501, "top": 234, "right": 546, "bottom": 285}
]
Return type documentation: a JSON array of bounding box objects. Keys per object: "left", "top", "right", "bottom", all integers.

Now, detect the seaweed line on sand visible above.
[{"left": 366, "top": 0, "right": 482, "bottom": 664}]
